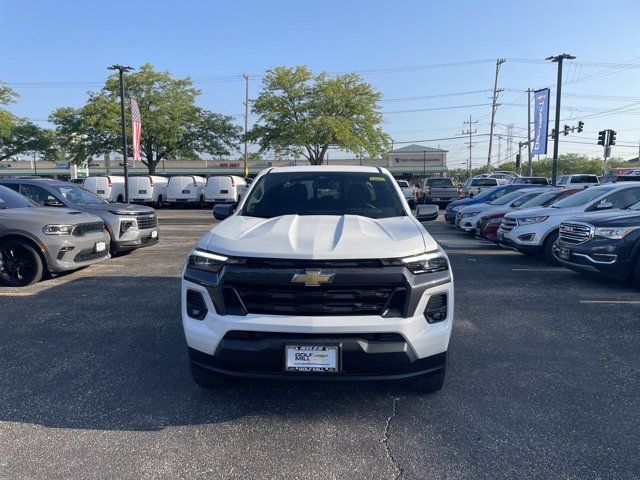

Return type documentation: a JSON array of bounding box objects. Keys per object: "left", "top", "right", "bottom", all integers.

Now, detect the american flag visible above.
[{"left": 130, "top": 97, "right": 142, "bottom": 162}]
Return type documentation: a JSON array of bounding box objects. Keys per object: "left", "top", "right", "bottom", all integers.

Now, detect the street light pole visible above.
[
  {"left": 546, "top": 53, "right": 575, "bottom": 186},
  {"left": 108, "top": 64, "right": 133, "bottom": 203}
]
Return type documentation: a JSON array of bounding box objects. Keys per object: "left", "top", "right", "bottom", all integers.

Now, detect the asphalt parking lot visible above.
[{"left": 1, "top": 209, "right": 638, "bottom": 480}]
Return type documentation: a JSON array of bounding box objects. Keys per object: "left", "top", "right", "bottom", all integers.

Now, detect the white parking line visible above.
[
  {"left": 512, "top": 268, "right": 568, "bottom": 272},
  {"left": 579, "top": 300, "right": 640, "bottom": 305}
]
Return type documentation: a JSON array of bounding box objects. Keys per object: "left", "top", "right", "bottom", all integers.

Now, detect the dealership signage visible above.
[{"left": 532, "top": 88, "right": 550, "bottom": 155}]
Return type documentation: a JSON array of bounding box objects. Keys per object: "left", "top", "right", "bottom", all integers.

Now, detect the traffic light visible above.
[
  {"left": 577, "top": 121, "right": 584, "bottom": 133},
  {"left": 597, "top": 130, "right": 607, "bottom": 146},
  {"left": 551, "top": 128, "right": 556, "bottom": 140},
  {"left": 608, "top": 130, "right": 617, "bottom": 146},
  {"left": 563, "top": 124, "right": 570, "bottom": 136},
  {"left": 515, "top": 153, "right": 521, "bottom": 169}
]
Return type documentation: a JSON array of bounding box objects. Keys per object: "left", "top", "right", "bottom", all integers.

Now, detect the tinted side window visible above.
[
  {"left": 602, "top": 188, "right": 640, "bottom": 209},
  {"left": 1, "top": 183, "right": 20, "bottom": 192},
  {"left": 19, "top": 184, "right": 60, "bottom": 205}
]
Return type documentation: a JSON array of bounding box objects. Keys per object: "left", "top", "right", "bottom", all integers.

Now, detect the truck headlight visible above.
[
  {"left": 43, "top": 224, "right": 74, "bottom": 235},
  {"left": 401, "top": 250, "right": 449, "bottom": 274},
  {"left": 460, "top": 211, "right": 480, "bottom": 218},
  {"left": 594, "top": 226, "right": 638, "bottom": 239},
  {"left": 187, "top": 250, "right": 228, "bottom": 272},
  {"left": 517, "top": 216, "right": 548, "bottom": 225}
]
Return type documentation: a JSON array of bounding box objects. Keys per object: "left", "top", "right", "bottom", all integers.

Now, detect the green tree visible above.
[
  {"left": 248, "top": 66, "right": 389, "bottom": 164},
  {"left": 50, "top": 64, "right": 242, "bottom": 174},
  {"left": 0, "top": 83, "right": 19, "bottom": 140},
  {"left": 0, "top": 119, "right": 59, "bottom": 161}
]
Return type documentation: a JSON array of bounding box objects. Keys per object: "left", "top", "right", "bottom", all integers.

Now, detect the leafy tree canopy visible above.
[
  {"left": 50, "top": 64, "right": 242, "bottom": 173},
  {"left": 248, "top": 66, "right": 389, "bottom": 165}
]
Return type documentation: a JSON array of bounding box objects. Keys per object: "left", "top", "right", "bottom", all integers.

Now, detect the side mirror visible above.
[
  {"left": 512, "top": 201, "right": 523, "bottom": 208},
  {"left": 595, "top": 200, "right": 613, "bottom": 210},
  {"left": 416, "top": 204, "right": 439, "bottom": 222},
  {"left": 44, "top": 199, "right": 64, "bottom": 207},
  {"left": 213, "top": 203, "right": 235, "bottom": 221}
]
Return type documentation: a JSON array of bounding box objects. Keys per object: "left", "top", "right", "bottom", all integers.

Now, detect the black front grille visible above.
[
  {"left": 224, "top": 282, "right": 407, "bottom": 317},
  {"left": 136, "top": 214, "right": 158, "bottom": 230},
  {"left": 245, "top": 258, "right": 384, "bottom": 269},
  {"left": 222, "top": 331, "right": 406, "bottom": 342},
  {"left": 72, "top": 221, "right": 105, "bottom": 236},
  {"left": 74, "top": 248, "right": 109, "bottom": 263},
  {"left": 477, "top": 217, "right": 489, "bottom": 234},
  {"left": 500, "top": 217, "right": 517, "bottom": 232}
]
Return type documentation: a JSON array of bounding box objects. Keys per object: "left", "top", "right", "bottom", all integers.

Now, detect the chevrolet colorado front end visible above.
[{"left": 181, "top": 166, "right": 453, "bottom": 393}]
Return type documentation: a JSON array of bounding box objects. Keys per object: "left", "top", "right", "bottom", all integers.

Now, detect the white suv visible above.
[
  {"left": 181, "top": 166, "right": 453, "bottom": 393},
  {"left": 498, "top": 183, "right": 640, "bottom": 263}
]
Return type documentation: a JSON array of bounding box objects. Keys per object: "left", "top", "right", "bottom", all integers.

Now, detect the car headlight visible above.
[
  {"left": 187, "top": 249, "right": 245, "bottom": 273},
  {"left": 401, "top": 250, "right": 449, "bottom": 274},
  {"left": 43, "top": 224, "right": 74, "bottom": 235},
  {"left": 450, "top": 206, "right": 460, "bottom": 212},
  {"left": 488, "top": 217, "right": 503, "bottom": 225},
  {"left": 461, "top": 211, "right": 480, "bottom": 218},
  {"left": 594, "top": 226, "right": 639, "bottom": 239},
  {"left": 517, "top": 216, "right": 548, "bottom": 225}
]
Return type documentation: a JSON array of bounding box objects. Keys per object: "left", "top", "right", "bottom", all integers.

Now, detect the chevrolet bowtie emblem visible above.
[{"left": 291, "top": 269, "right": 335, "bottom": 287}]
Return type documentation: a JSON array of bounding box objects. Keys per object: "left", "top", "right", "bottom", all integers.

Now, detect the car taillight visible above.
[
  {"left": 149, "top": 177, "right": 154, "bottom": 187},
  {"left": 107, "top": 177, "right": 112, "bottom": 187},
  {"left": 457, "top": 186, "right": 462, "bottom": 196},
  {"left": 477, "top": 187, "right": 481, "bottom": 193},
  {"left": 193, "top": 178, "right": 197, "bottom": 187},
  {"left": 427, "top": 187, "right": 432, "bottom": 196},
  {"left": 230, "top": 177, "right": 235, "bottom": 187}
]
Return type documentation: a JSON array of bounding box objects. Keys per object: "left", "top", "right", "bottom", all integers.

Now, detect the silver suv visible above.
[
  {"left": 0, "top": 179, "right": 159, "bottom": 254},
  {"left": 0, "top": 185, "right": 111, "bottom": 286}
]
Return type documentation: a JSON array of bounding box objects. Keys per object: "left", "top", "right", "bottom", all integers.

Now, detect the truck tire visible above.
[
  {"left": 543, "top": 231, "right": 560, "bottom": 266},
  {"left": 155, "top": 195, "right": 163, "bottom": 209},
  {"left": 116, "top": 195, "right": 124, "bottom": 203},
  {"left": 408, "top": 367, "right": 446, "bottom": 394},
  {"left": 0, "top": 239, "right": 44, "bottom": 287},
  {"left": 190, "top": 363, "right": 227, "bottom": 388}
]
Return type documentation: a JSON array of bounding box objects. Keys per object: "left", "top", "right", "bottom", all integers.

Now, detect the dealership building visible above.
[{"left": 0, "top": 144, "right": 448, "bottom": 180}]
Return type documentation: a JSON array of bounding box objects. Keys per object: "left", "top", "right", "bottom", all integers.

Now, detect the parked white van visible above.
[
  {"left": 166, "top": 176, "right": 206, "bottom": 206},
  {"left": 84, "top": 176, "right": 126, "bottom": 202},
  {"left": 128, "top": 175, "right": 169, "bottom": 207},
  {"left": 204, "top": 175, "right": 248, "bottom": 205}
]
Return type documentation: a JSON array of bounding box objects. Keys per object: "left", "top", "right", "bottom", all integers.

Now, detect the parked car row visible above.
[
  {"left": 0, "top": 179, "right": 160, "bottom": 287},
  {"left": 80, "top": 175, "right": 249, "bottom": 208},
  {"left": 444, "top": 182, "right": 640, "bottom": 288}
]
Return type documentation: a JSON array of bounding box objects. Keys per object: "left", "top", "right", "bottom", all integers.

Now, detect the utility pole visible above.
[
  {"left": 486, "top": 58, "right": 505, "bottom": 171},
  {"left": 389, "top": 139, "right": 394, "bottom": 168},
  {"left": 546, "top": 53, "right": 576, "bottom": 186},
  {"left": 422, "top": 150, "right": 426, "bottom": 178},
  {"left": 527, "top": 88, "right": 533, "bottom": 176},
  {"left": 107, "top": 64, "right": 133, "bottom": 203},
  {"left": 462, "top": 114, "right": 477, "bottom": 175},
  {"left": 242, "top": 73, "right": 249, "bottom": 178}
]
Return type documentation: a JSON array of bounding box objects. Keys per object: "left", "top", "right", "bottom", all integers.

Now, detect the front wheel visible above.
[
  {"left": 543, "top": 231, "right": 560, "bottom": 266},
  {"left": 0, "top": 240, "right": 44, "bottom": 287}
]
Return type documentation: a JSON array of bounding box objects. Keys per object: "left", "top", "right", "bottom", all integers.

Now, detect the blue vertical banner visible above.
[
  {"left": 531, "top": 88, "right": 550, "bottom": 155},
  {"left": 531, "top": 88, "right": 551, "bottom": 155}
]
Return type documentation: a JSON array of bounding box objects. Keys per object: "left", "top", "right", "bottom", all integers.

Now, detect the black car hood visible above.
[{"left": 569, "top": 211, "right": 640, "bottom": 227}]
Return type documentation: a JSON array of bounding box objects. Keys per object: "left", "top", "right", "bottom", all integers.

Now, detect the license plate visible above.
[
  {"left": 94, "top": 241, "right": 106, "bottom": 252},
  {"left": 150, "top": 230, "right": 158, "bottom": 239},
  {"left": 497, "top": 231, "right": 504, "bottom": 241},
  {"left": 97, "top": 189, "right": 105, "bottom": 194},
  {"left": 285, "top": 345, "right": 339, "bottom": 372},
  {"left": 557, "top": 247, "right": 570, "bottom": 260},
  {"left": 182, "top": 189, "right": 190, "bottom": 194},
  {"left": 138, "top": 190, "right": 147, "bottom": 194},
  {"left": 220, "top": 190, "right": 229, "bottom": 194}
]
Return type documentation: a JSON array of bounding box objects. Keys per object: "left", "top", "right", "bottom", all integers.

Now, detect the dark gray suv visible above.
[
  {"left": 0, "top": 178, "right": 159, "bottom": 254},
  {"left": 0, "top": 185, "right": 111, "bottom": 286}
]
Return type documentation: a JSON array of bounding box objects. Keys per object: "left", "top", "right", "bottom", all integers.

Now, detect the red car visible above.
[{"left": 479, "top": 189, "right": 581, "bottom": 242}]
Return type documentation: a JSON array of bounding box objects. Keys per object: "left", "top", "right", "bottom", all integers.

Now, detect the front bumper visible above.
[
  {"left": 44, "top": 231, "right": 111, "bottom": 272},
  {"left": 553, "top": 240, "right": 632, "bottom": 280},
  {"left": 181, "top": 265, "right": 454, "bottom": 379}
]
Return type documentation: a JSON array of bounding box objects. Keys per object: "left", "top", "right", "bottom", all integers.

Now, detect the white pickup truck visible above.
[{"left": 181, "top": 166, "right": 453, "bottom": 393}]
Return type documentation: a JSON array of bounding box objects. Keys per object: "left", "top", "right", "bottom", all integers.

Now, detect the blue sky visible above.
[{"left": 2, "top": 0, "right": 640, "bottom": 167}]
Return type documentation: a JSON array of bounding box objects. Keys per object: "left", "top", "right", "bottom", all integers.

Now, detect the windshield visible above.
[
  {"left": 241, "top": 172, "right": 406, "bottom": 219},
  {"left": 551, "top": 186, "right": 615, "bottom": 208},
  {"left": 426, "top": 178, "right": 453, "bottom": 187},
  {"left": 519, "top": 191, "right": 564, "bottom": 208},
  {"left": 0, "top": 185, "right": 35, "bottom": 209},
  {"left": 52, "top": 185, "right": 108, "bottom": 205},
  {"left": 397, "top": 180, "right": 410, "bottom": 187},
  {"left": 489, "top": 190, "right": 529, "bottom": 206},
  {"left": 473, "top": 186, "right": 500, "bottom": 201}
]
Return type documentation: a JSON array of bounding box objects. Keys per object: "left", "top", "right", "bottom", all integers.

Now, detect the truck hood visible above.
[
  {"left": 1, "top": 206, "right": 100, "bottom": 223},
  {"left": 200, "top": 214, "right": 434, "bottom": 260},
  {"left": 564, "top": 209, "right": 640, "bottom": 227},
  {"left": 69, "top": 202, "right": 155, "bottom": 215}
]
